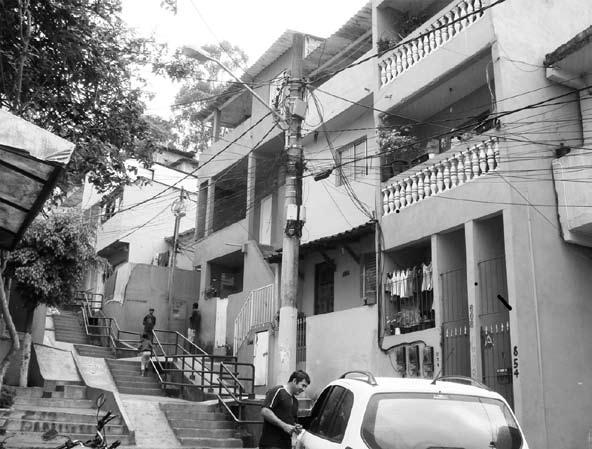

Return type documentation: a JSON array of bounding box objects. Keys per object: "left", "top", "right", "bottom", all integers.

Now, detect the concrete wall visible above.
[
  {"left": 489, "top": 2, "right": 592, "bottom": 447},
  {"left": 305, "top": 305, "right": 393, "bottom": 398},
  {"left": 102, "top": 263, "right": 200, "bottom": 338},
  {"left": 300, "top": 110, "right": 376, "bottom": 243}
]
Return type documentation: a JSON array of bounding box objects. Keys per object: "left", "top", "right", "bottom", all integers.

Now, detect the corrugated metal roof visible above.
[
  {"left": 266, "top": 221, "right": 374, "bottom": 263},
  {"left": 0, "top": 109, "right": 76, "bottom": 250},
  {"left": 196, "top": 2, "right": 372, "bottom": 121}
]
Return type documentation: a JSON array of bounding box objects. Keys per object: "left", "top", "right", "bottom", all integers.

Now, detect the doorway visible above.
[{"left": 314, "top": 262, "right": 335, "bottom": 315}]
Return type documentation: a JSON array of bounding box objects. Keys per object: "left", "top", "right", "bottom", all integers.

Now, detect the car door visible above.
[{"left": 299, "top": 385, "right": 354, "bottom": 449}]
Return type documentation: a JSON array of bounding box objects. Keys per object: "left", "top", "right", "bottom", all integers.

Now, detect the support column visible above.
[
  {"left": 246, "top": 153, "right": 257, "bottom": 239},
  {"left": 430, "top": 234, "right": 442, "bottom": 375},
  {"left": 205, "top": 179, "right": 215, "bottom": 236},
  {"left": 212, "top": 108, "right": 222, "bottom": 142},
  {"left": 464, "top": 220, "right": 483, "bottom": 381}
]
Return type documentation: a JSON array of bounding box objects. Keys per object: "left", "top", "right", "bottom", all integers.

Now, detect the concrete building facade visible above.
[
  {"left": 191, "top": 1, "right": 592, "bottom": 446},
  {"left": 82, "top": 149, "right": 200, "bottom": 335}
]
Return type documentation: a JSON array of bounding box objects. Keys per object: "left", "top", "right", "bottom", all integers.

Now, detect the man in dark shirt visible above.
[
  {"left": 259, "top": 370, "right": 310, "bottom": 449},
  {"left": 143, "top": 308, "right": 156, "bottom": 339}
]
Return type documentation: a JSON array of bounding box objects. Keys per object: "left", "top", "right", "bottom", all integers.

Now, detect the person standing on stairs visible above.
[
  {"left": 137, "top": 333, "right": 153, "bottom": 376},
  {"left": 259, "top": 370, "right": 310, "bottom": 449},
  {"left": 188, "top": 302, "right": 200, "bottom": 348},
  {"left": 142, "top": 307, "right": 156, "bottom": 340}
]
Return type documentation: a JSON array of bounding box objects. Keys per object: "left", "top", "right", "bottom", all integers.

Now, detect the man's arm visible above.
[{"left": 261, "top": 407, "right": 295, "bottom": 435}]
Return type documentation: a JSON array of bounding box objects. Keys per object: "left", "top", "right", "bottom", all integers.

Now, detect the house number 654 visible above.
[{"left": 513, "top": 346, "right": 519, "bottom": 378}]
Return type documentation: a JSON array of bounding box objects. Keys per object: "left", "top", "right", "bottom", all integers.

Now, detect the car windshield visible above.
[{"left": 362, "top": 392, "right": 522, "bottom": 449}]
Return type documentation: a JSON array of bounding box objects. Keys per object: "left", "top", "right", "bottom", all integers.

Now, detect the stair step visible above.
[
  {"left": 109, "top": 374, "right": 161, "bottom": 384},
  {"left": 7, "top": 409, "right": 122, "bottom": 425},
  {"left": 174, "top": 427, "right": 238, "bottom": 438},
  {"left": 162, "top": 402, "right": 220, "bottom": 412},
  {"left": 5, "top": 418, "right": 126, "bottom": 435},
  {"left": 6, "top": 432, "right": 133, "bottom": 446},
  {"left": 14, "top": 398, "right": 94, "bottom": 409},
  {"left": 178, "top": 436, "right": 243, "bottom": 447},
  {"left": 117, "top": 387, "right": 164, "bottom": 396},
  {"left": 166, "top": 418, "right": 236, "bottom": 429},
  {"left": 164, "top": 410, "right": 228, "bottom": 421}
]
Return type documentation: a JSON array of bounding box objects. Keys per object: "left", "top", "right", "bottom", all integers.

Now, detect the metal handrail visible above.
[{"left": 73, "top": 290, "right": 257, "bottom": 409}]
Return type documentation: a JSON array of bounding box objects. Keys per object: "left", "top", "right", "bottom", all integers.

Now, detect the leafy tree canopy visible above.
[
  {"left": 154, "top": 42, "right": 248, "bottom": 153},
  {"left": 5, "top": 212, "right": 108, "bottom": 309},
  {"left": 0, "top": 0, "right": 168, "bottom": 193}
]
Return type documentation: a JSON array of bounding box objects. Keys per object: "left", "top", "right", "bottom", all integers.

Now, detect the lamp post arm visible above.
[{"left": 205, "top": 55, "right": 286, "bottom": 127}]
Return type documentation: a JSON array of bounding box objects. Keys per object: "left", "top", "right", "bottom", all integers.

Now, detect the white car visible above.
[{"left": 297, "top": 371, "right": 528, "bottom": 449}]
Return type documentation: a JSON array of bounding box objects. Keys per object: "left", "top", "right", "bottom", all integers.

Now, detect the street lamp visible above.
[{"left": 182, "top": 45, "right": 286, "bottom": 126}]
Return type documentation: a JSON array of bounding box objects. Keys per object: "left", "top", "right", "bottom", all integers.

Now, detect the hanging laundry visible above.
[{"left": 421, "top": 262, "right": 433, "bottom": 291}]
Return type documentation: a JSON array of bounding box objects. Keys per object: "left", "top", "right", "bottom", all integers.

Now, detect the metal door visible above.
[
  {"left": 478, "top": 257, "right": 514, "bottom": 409},
  {"left": 253, "top": 330, "right": 269, "bottom": 386},
  {"left": 440, "top": 268, "right": 470, "bottom": 376}
]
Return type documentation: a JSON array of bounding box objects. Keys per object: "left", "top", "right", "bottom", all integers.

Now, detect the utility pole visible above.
[
  {"left": 277, "top": 33, "right": 306, "bottom": 383},
  {"left": 168, "top": 187, "right": 186, "bottom": 331}
]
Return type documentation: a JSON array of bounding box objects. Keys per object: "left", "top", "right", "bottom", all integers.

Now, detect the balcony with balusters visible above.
[
  {"left": 379, "top": 133, "right": 510, "bottom": 250},
  {"left": 374, "top": 0, "right": 493, "bottom": 115}
]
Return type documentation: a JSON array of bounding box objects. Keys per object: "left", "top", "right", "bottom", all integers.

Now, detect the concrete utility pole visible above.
[
  {"left": 277, "top": 33, "right": 306, "bottom": 383},
  {"left": 168, "top": 188, "right": 186, "bottom": 330}
]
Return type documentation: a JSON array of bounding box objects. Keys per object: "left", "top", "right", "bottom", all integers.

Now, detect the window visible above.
[
  {"left": 361, "top": 252, "right": 377, "bottom": 304},
  {"left": 307, "top": 386, "right": 354, "bottom": 443},
  {"left": 362, "top": 393, "right": 522, "bottom": 449},
  {"left": 337, "top": 138, "right": 368, "bottom": 186}
]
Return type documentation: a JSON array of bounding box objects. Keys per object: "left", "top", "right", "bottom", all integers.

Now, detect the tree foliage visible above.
[
  {"left": 0, "top": 0, "right": 168, "bottom": 192},
  {"left": 154, "top": 42, "right": 248, "bottom": 153},
  {"left": 5, "top": 212, "right": 108, "bottom": 309}
]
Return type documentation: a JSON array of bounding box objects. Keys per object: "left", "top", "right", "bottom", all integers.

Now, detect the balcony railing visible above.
[
  {"left": 382, "top": 137, "right": 499, "bottom": 216},
  {"left": 233, "top": 284, "right": 276, "bottom": 355},
  {"left": 379, "top": 0, "right": 485, "bottom": 88}
]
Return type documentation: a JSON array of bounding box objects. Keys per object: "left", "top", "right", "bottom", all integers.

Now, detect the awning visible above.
[
  {"left": 266, "top": 221, "right": 374, "bottom": 263},
  {"left": 0, "top": 109, "right": 75, "bottom": 250}
]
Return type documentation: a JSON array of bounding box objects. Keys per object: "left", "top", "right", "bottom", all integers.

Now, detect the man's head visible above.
[
  {"left": 287, "top": 370, "right": 310, "bottom": 396},
  {"left": 193, "top": 302, "right": 199, "bottom": 310},
  {"left": 141, "top": 333, "right": 148, "bottom": 339},
  {"left": 149, "top": 308, "right": 154, "bottom": 314}
]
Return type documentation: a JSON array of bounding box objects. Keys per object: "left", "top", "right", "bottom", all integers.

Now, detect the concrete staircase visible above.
[
  {"left": 106, "top": 358, "right": 166, "bottom": 397},
  {"left": 3, "top": 384, "right": 132, "bottom": 447},
  {"left": 52, "top": 312, "right": 89, "bottom": 345},
  {"left": 161, "top": 402, "right": 243, "bottom": 447},
  {"left": 75, "top": 344, "right": 115, "bottom": 358}
]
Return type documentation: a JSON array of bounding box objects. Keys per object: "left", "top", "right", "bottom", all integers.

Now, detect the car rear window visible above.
[{"left": 361, "top": 392, "right": 522, "bottom": 449}]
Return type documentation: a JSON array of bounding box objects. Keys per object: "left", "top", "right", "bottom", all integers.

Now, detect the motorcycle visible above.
[{"left": 41, "top": 393, "right": 121, "bottom": 449}]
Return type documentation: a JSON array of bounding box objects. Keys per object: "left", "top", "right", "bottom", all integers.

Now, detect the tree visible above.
[
  {"left": 4, "top": 212, "right": 107, "bottom": 386},
  {"left": 154, "top": 42, "right": 248, "bottom": 153},
  {"left": 0, "top": 0, "right": 169, "bottom": 193}
]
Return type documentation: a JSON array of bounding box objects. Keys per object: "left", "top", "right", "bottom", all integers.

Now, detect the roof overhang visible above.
[
  {"left": 266, "top": 221, "right": 375, "bottom": 263},
  {"left": 544, "top": 26, "right": 592, "bottom": 84},
  {"left": 0, "top": 109, "right": 75, "bottom": 250}
]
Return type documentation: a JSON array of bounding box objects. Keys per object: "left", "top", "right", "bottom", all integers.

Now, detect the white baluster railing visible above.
[
  {"left": 233, "top": 284, "right": 275, "bottom": 354},
  {"left": 381, "top": 138, "right": 499, "bottom": 216},
  {"left": 379, "top": 0, "right": 485, "bottom": 87}
]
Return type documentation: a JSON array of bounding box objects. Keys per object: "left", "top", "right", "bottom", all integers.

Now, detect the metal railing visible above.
[
  {"left": 74, "top": 291, "right": 259, "bottom": 424},
  {"left": 233, "top": 284, "right": 276, "bottom": 354}
]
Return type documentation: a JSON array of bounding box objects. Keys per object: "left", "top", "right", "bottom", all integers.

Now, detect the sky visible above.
[{"left": 122, "top": 0, "right": 367, "bottom": 118}]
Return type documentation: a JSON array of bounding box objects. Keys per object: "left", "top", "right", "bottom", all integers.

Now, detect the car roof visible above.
[{"left": 328, "top": 376, "right": 505, "bottom": 400}]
